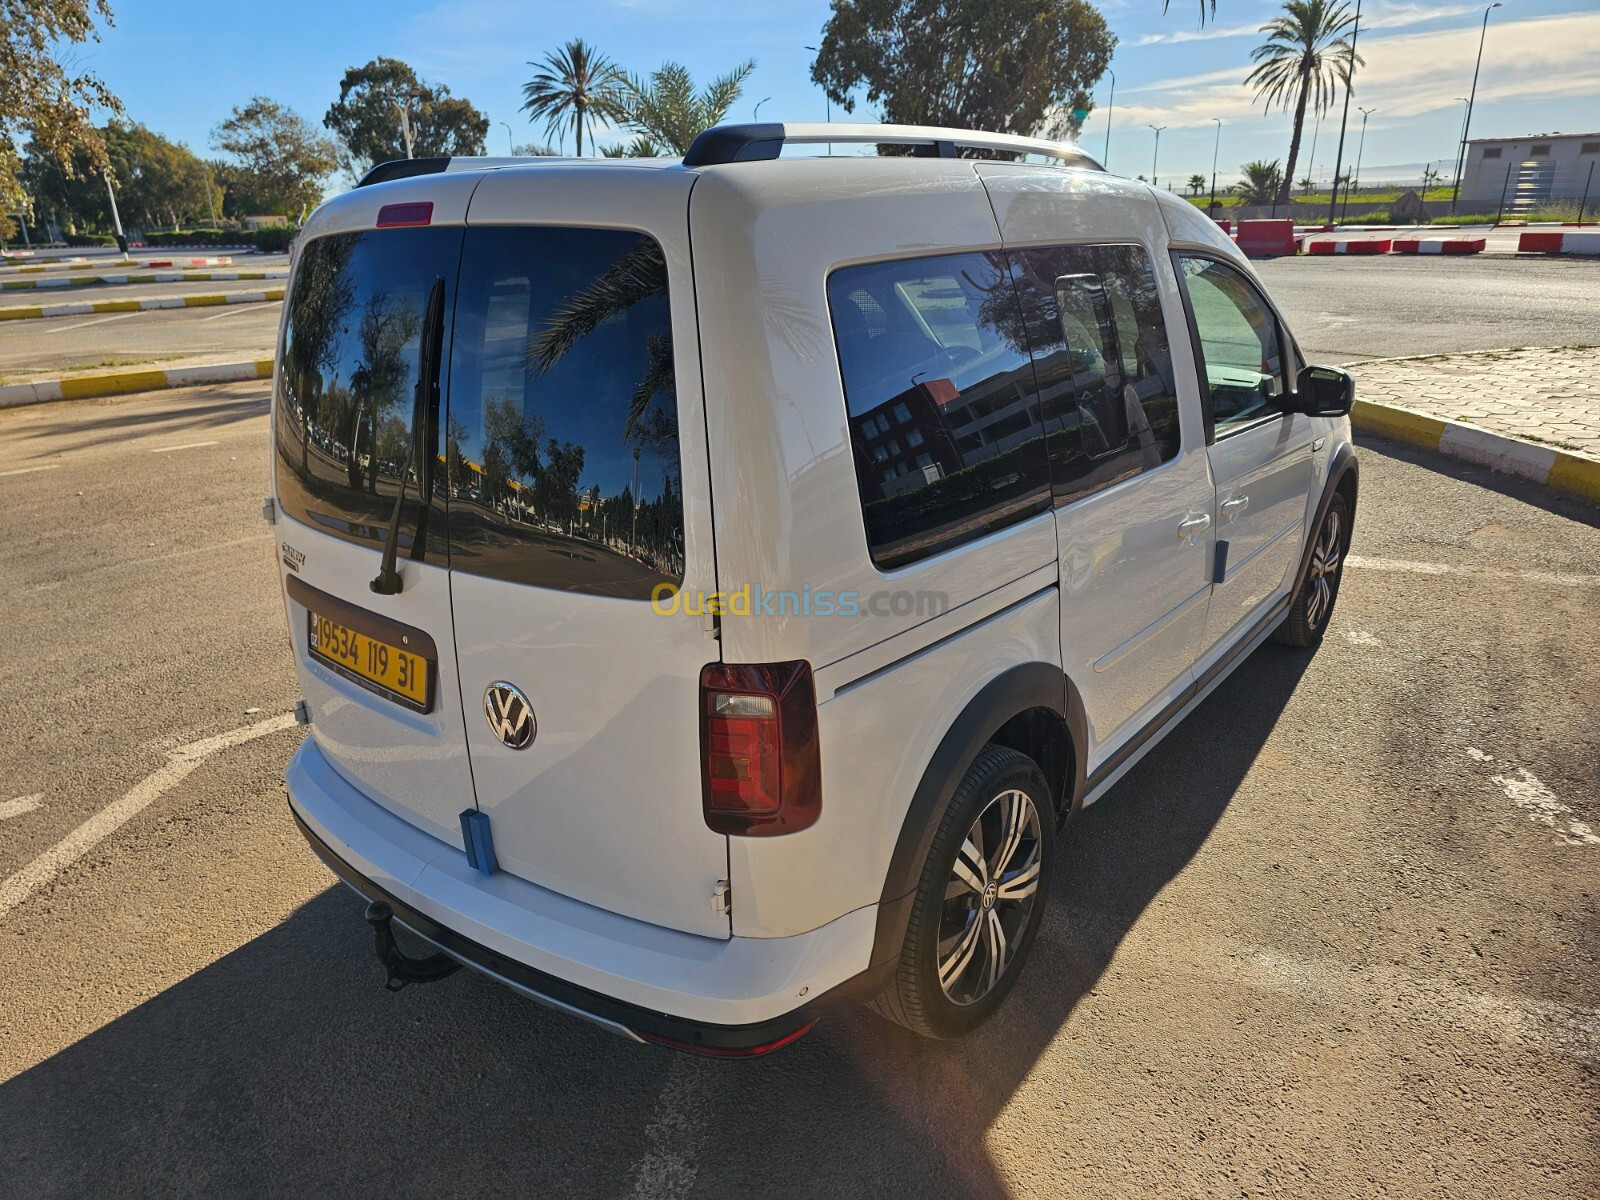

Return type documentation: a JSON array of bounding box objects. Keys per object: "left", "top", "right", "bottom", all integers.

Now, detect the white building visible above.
[{"left": 1458, "top": 133, "right": 1600, "bottom": 214}]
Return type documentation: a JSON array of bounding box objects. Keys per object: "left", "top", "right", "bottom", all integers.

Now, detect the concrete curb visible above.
[
  {"left": 0, "top": 359, "right": 274, "bottom": 409},
  {"left": 1351, "top": 398, "right": 1600, "bottom": 505},
  {"left": 0, "top": 288, "right": 284, "bottom": 322},
  {"left": 1, "top": 269, "right": 287, "bottom": 292}
]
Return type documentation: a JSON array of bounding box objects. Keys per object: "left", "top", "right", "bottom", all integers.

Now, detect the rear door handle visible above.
[
  {"left": 1221, "top": 495, "right": 1250, "bottom": 520},
  {"left": 1177, "top": 513, "right": 1212, "bottom": 543}
]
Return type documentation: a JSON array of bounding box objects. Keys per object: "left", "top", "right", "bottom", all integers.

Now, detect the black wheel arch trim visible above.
[
  {"left": 1292, "top": 443, "right": 1358, "bottom": 601},
  {"left": 870, "top": 661, "right": 1084, "bottom": 969}
]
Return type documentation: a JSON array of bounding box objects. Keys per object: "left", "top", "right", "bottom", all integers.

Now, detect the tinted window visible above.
[
  {"left": 274, "top": 227, "right": 461, "bottom": 556},
  {"left": 1175, "top": 255, "right": 1285, "bottom": 437},
  {"left": 445, "top": 226, "right": 682, "bottom": 598},
  {"left": 1009, "top": 244, "right": 1181, "bottom": 502},
  {"left": 828, "top": 252, "right": 1050, "bottom": 569}
]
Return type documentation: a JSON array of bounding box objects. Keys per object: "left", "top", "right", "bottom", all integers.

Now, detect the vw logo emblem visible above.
[{"left": 483, "top": 682, "right": 536, "bottom": 750}]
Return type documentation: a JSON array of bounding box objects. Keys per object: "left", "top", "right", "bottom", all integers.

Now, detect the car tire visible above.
[
  {"left": 871, "top": 744, "right": 1054, "bottom": 1040},
  {"left": 1275, "top": 491, "right": 1349, "bottom": 647}
]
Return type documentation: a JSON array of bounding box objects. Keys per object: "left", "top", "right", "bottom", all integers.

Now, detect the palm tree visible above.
[
  {"left": 1235, "top": 160, "right": 1284, "bottom": 206},
  {"left": 1187, "top": 173, "right": 1207, "bottom": 196},
  {"left": 1245, "top": 0, "right": 1362, "bottom": 207},
  {"left": 1163, "top": 0, "right": 1218, "bottom": 25},
  {"left": 613, "top": 60, "right": 755, "bottom": 156},
  {"left": 1298, "top": 175, "right": 1316, "bottom": 194},
  {"left": 521, "top": 39, "right": 624, "bottom": 157}
]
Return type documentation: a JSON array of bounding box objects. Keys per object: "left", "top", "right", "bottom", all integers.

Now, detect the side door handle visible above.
[
  {"left": 1177, "top": 512, "right": 1212, "bottom": 543},
  {"left": 1221, "top": 495, "right": 1250, "bottom": 521}
]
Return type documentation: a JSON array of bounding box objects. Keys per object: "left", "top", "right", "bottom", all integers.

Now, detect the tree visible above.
[
  {"left": 1245, "top": 0, "right": 1361, "bottom": 207},
  {"left": 323, "top": 58, "right": 488, "bottom": 178},
  {"left": 512, "top": 143, "right": 560, "bottom": 156},
  {"left": 1298, "top": 174, "right": 1315, "bottom": 194},
  {"left": 1162, "top": 0, "right": 1217, "bottom": 26},
  {"left": 211, "top": 97, "right": 339, "bottom": 219},
  {"left": 602, "top": 135, "right": 663, "bottom": 158},
  {"left": 811, "top": 0, "right": 1112, "bottom": 146},
  {"left": 20, "top": 122, "right": 217, "bottom": 235},
  {"left": 521, "top": 39, "right": 624, "bottom": 157},
  {"left": 1, "top": 0, "right": 123, "bottom": 237},
  {"left": 1235, "top": 159, "right": 1284, "bottom": 206},
  {"left": 613, "top": 61, "right": 754, "bottom": 156},
  {"left": 1187, "top": 173, "right": 1207, "bottom": 195}
]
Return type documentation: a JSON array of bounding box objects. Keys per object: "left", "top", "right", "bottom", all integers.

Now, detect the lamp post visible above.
[
  {"left": 1345, "top": 106, "right": 1375, "bottom": 221},
  {"left": 388, "top": 87, "right": 424, "bottom": 158},
  {"left": 1451, "top": 2, "right": 1501, "bottom": 213},
  {"left": 1208, "top": 117, "right": 1222, "bottom": 216},
  {"left": 754, "top": 96, "right": 772, "bottom": 120},
  {"left": 1452, "top": 98, "right": 1470, "bottom": 193},
  {"left": 1148, "top": 124, "right": 1166, "bottom": 188},
  {"left": 500, "top": 120, "right": 514, "bottom": 155},
  {"left": 1103, "top": 68, "right": 1116, "bottom": 168},
  {"left": 102, "top": 167, "right": 127, "bottom": 255},
  {"left": 1326, "top": 0, "right": 1364, "bottom": 225},
  {"left": 804, "top": 46, "right": 832, "bottom": 154}
]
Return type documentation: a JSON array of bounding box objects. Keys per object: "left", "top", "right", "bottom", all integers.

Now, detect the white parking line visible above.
[
  {"left": 198, "top": 304, "right": 278, "bottom": 322},
  {"left": 0, "top": 713, "right": 297, "bottom": 922},
  {"left": 150, "top": 440, "right": 220, "bottom": 454},
  {"left": 1346, "top": 554, "right": 1600, "bottom": 589},
  {"left": 41, "top": 311, "right": 145, "bottom": 334},
  {"left": 0, "top": 794, "right": 43, "bottom": 821},
  {"left": 1466, "top": 748, "right": 1599, "bottom": 848},
  {"left": 0, "top": 464, "right": 61, "bottom": 478}
]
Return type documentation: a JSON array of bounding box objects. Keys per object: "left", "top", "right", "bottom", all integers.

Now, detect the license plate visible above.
[{"left": 308, "top": 611, "right": 430, "bottom": 709}]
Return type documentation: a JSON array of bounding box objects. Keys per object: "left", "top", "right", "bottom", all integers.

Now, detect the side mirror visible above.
[{"left": 1296, "top": 364, "right": 1355, "bottom": 417}]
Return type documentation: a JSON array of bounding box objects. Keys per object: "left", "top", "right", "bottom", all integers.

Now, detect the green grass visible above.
[{"left": 58, "top": 355, "right": 185, "bottom": 374}]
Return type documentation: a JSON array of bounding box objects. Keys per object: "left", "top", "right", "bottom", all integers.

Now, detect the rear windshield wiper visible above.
[{"left": 371, "top": 275, "right": 445, "bottom": 595}]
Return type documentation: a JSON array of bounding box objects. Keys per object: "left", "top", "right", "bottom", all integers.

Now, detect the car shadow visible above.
[
  {"left": 1356, "top": 432, "right": 1600, "bottom": 525},
  {"left": 0, "top": 644, "right": 1316, "bottom": 1198},
  {"left": 18, "top": 387, "right": 271, "bottom": 453}
]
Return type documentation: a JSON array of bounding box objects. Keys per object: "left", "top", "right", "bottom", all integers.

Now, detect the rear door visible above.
[
  {"left": 446, "top": 167, "right": 729, "bottom": 938},
  {"left": 273, "top": 189, "right": 476, "bottom": 849}
]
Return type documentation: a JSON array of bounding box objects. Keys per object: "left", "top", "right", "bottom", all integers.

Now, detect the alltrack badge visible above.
[{"left": 484, "top": 682, "right": 536, "bottom": 749}]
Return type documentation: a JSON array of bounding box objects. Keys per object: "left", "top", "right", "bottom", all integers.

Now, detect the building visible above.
[{"left": 1458, "top": 133, "right": 1600, "bottom": 214}]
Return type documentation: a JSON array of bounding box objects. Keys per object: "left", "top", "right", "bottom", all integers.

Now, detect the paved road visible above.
[
  {"left": 0, "top": 302, "right": 281, "bottom": 380},
  {"left": 1, "top": 383, "right": 1596, "bottom": 1197},
  {"left": 1257, "top": 254, "right": 1599, "bottom": 363},
  {"left": 0, "top": 278, "right": 284, "bottom": 311}
]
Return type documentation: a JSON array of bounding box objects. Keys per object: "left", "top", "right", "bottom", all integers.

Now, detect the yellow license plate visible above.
[{"left": 308, "top": 611, "right": 430, "bottom": 708}]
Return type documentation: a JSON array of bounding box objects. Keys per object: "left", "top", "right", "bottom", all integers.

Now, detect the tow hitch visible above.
[{"left": 364, "top": 901, "right": 462, "bottom": 992}]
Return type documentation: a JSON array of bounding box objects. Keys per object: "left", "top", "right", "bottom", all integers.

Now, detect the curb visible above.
[
  {"left": 1518, "top": 231, "right": 1600, "bottom": 256},
  {"left": 1, "top": 269, "right": 288, "bottom": 292},
  {"left": 0, "top": 288, "right": 284, "bottom": 322},
  {"left": 1351, "top": 398, "right": 1600, "bottom": 505},
  {"left": 0, "top": 359, "right": 274, "bottom": 409}
]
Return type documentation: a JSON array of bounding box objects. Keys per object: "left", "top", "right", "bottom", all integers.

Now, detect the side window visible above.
[
  {"left": 1008, "top": 244, "right": 1181, "bottom": 503},
  {"left": 444, "top": 225, "right": 683, "bottom": 599},
  {"left": 1174, "top": 255, "right": 1286, "bottom": 438},
  {"left": 827, "top": 251, "right": 1050, "bottom": 569}
]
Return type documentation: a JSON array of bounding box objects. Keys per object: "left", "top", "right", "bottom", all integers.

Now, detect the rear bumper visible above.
[{"left": 286, "top": 737, "right": 887, "bottom": 1051}]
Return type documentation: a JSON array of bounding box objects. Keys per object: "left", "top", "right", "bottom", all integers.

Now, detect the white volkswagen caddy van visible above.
[{"left": 270, "top": 123, "right": 1357, "bottom": 1054}]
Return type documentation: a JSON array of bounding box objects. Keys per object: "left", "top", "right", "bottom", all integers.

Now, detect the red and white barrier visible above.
[
  {"left": 1391, "top": 237, "right": 1486, "bottom": 255},
  {"left": 143, "top": 256, "right": 234, "bottom": 268},
  {"left": 1235, "top": 219, "right": 1297, "bottom": 257},
  {"left": 1518, "top": 231, "right": 1600, "bottom": 255},
  {"left": 1307, "top": 239, "right": 1392, "bottom": 255}
]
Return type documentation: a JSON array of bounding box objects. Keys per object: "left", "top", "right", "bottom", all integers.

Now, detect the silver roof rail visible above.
[{"left": 682, "top": 122, "right": 1104, "bottom": 171}]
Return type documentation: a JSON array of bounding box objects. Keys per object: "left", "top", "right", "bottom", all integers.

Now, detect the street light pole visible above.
[
  {"left": 1148, "top": 124, "right": 1166, "bottom": 187},
  {"left": 754, "top": 96, "right": 772, "bottom": 120},
  {"left": 1451, "top": 2, "right": 1501, "bottom": 213},
  {"left": 500, "top": 120, "right": 514, "bottom": 155},
  {"left": 1326, "top": 0, "right": 1363, "bottom": 225},
  {"left": 102, "top": 167, "right": 127, "bottom": 255},
  {"left": 1103, "top": 69, "right": 1116, "bottom": 168},
  {"left": 1208, "top": 118, "right": 1222, "bottom": 216},
  {"left": 1346, "top": 106, "right": 1375, "bottom": 221},
  {"left": 804, "top": 46, "right": 832, "bottom": 154}
]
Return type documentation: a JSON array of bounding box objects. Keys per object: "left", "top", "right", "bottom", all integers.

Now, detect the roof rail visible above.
[
  {"left": 356, "top": 155, "right": 573, "bottom": 188},
  {"left": 681, "top": 123, "right": 1104, "bottom": 170}
]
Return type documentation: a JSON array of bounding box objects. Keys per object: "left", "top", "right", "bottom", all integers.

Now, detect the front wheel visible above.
[
  {"left": 1275, "top": 492, "right": 1349, "bottom": 647},
  {"left": 871, "top": 745, "right": 1054, "bottom": 1040}
]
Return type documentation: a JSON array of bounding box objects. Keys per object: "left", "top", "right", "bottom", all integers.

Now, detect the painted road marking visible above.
[
  {"left": 0, "top": 464, "right": 61, "bottom": 478},
  {"left": 0, "top": 795, "right": 43, "bottom": 821},
  {"left": 0, "top": 713, "right": 297, "bottom": 922},
  {"left": 626, "top": 1057, "right": 710, "bottom": 1199},
  {"left": 150, "top": 440, "right": 220, "bottom": 454},
  {"left": 198, "top": 304, "right": 280, "bottom": 322},
  {"left": 1466, "top": 748, "right": 1599, "bottom": 848},
  {"left": 42, "top": 311, "right": 146, "bottom": 334},
  {"left": 1347, "top": 554, "right": 1600, "bottom": 589}
]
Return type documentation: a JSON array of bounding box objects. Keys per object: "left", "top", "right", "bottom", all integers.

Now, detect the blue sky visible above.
[{"left": 78, "top": 0, "right": 1599, "bottom": 189}]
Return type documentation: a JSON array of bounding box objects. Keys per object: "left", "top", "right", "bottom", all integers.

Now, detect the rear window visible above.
[
  {"left": 445, "top": 226, "right": 682, "bottom": 599},
  {"left": 828, "top": 252, "right": 1050, "bottom": 569},
  {"left": 274, "top": 227, "right": 461, "bottom": 557}
]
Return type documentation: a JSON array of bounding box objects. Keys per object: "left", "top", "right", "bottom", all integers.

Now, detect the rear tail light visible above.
[{"left": 700, "top": 660, "right": 821, "bottom": 836}]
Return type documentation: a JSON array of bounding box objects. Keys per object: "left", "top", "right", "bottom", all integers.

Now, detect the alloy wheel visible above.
[
  {"left": 937, "top": 788, "right": 1044, "bottom": 1006},
  {"left": 1305, "top": 507, "right": 1344, "bottom": 631}
]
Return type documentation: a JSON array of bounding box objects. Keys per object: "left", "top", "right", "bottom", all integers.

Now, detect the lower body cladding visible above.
[{"left": 285, "top": 737, "right": 889, "bottom": 1055}]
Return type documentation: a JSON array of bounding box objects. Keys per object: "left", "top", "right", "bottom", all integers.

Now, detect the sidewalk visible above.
[{"left": 1347, "top": 346, "right": 1600, "bottom": 503}]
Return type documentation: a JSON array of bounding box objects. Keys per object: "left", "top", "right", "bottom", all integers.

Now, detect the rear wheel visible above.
[
  {"left": 1275, "top": 492, "right": 1349, "bottom": 647},
  {"left": 872, "top": 745, "right": 1054, "bottom": 1039}
]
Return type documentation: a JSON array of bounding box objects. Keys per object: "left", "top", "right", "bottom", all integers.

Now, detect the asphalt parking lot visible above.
[{"left": 0, "top": 382, "right": 1596, "bottom": 1197}]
